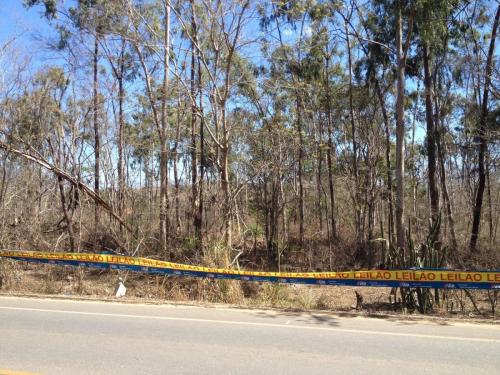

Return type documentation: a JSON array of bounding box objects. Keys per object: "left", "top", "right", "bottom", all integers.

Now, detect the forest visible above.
[{"left": 0, "top": 0, "right": 498, "bottom": 313}]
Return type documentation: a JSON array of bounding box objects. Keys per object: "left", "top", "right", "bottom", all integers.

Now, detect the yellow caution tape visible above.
[{"left": 1, "top": 250, "right": 499, "bottom": 289}]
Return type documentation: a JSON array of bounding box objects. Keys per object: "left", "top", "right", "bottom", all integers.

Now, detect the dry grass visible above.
[{"left": 0, "top": 260, "right": 498, "bottom": 319}]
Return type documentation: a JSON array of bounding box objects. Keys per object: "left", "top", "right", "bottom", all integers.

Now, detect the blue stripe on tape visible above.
[{"left": 3, "top": 254, "right": 499, "bottom": 290}]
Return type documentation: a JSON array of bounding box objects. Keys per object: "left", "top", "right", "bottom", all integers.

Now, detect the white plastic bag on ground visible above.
[{"left": 115, "top": 278, "right": 126, "bottom": 298}]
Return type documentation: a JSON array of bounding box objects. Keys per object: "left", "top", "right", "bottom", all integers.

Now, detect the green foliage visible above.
[
  {"left": 246, "top": 224, "right": 263, "bottom": 238},
  {"left": 386, "top": 216, "right": 446, "bottom": 270},
  {"left": 386, "top": 218, "right": 447, "bottom": 313},
  {"left": 24, "top": 0, "right": 58, "bottom": 20},
  {"left": 5, "top": 0, "right": 499, "bottom": 316}
]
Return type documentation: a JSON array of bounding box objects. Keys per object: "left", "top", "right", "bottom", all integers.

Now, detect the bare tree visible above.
[{"left": 469, "top": 4, "right": 500, "bottom": 253}]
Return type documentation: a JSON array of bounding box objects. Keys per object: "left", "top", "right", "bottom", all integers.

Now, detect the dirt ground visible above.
[{"left": 0, "top": 259, "right": 498, "bottom": 320}]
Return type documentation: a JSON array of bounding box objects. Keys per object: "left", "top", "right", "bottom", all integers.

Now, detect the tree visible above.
[
  {"left": 6, "top": 0, "right": 498, "bottom": 297},
  {"left": 469, "top": 4, "right": 500, "bottom": 253},
  {"left": 69, "top": 0, "right": 110, "bottom": 231},
  {"left": 395, "top": 1, "right": 413, "bottom": 251}
]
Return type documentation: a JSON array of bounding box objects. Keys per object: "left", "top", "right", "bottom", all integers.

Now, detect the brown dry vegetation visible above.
[
  {"left": 1, "top": 260, "right": 498, "bottom": 319},
  {"left": 0, "top": 0, "right": 498, "bottom": 317}
]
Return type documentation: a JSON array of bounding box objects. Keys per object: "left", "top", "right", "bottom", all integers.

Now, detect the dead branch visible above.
[{"left": 0, "top": 140, "right": 133, "bottom": 234}]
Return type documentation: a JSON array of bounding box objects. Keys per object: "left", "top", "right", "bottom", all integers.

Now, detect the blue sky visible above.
[
  {"left": 1, "top": 0, "right": 429, "bottom": 146},
  {"left": 0, "top": 1, "right": 55, "bottom": 49}
]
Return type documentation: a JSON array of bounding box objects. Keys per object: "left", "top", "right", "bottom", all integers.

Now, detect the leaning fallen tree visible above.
[{"left": 0, "top": 140, "right": 132, "bottom": 234}]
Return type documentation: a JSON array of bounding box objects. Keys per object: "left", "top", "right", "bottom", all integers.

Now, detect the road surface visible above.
[{"left": 0, "top": 296, "right": 499, "bottom": 374}]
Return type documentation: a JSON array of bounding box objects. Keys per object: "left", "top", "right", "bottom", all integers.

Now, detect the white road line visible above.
[
  {"left": 2, "top": 296, "right": 499, "bottom": 331},
  {"left": 1, "top": 306, "right": 499, "bottom": 343}
]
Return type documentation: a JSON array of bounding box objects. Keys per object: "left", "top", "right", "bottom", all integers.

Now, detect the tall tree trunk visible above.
[
  {"left": 160, "top": 1, "right": 171, "bottom": 255},
  {"left": 470, "top": 5, "right": 500, "bottom": 253},
  {"left": 296, "top": 96, "right": 305, "bottom": 245},
  {"left": 197, "top": 54, "right": 205, "bottom": 249},
  {"left": 422, "top": 41, "right": 440, "bottom": 239},
  {"left": 434, "top": 75, "right": 458, "bottom": 253},
  {"left": 221, "top": 110, "right": 231, "bottom": 250},
  {"left": 375, "top": 81, "right": 394, "bottom": 247},
  {"left": 486, "top": 152, "right": 493, "bottom": 249},
  {"left": 436, "top": 126, "right": 458, "bottom": 252},
  {"left": 218, "top": 0, "right": 248, "bottom": 252},
  {"left": 57, "top": 176, "right": 75, "bottom": 252},
  {"left": 395, "top": 5, "right": 407, "bottom": 251},
  {"left": 173, "top": 95, "right": 181, "bottom": 234},
  {"left": 316, "top": 120, "right": 323, "bottom": 231},
  {"left": 272, "top": 4, "right": 305, "bottom": 245},
  {"left": 410, "top": 85, "right": 419, "bottom": 236},
  {"left": 324, "top": 55, "right": 337, "bottom": 240},
  {"left": 191, "top": 0, "right": 203, "bottom": 249},
  {"left": 345, "top": 21, "right": 361, "bottom": 244},
  {"left": 279, "top": 140, "right": 289, "bottom": 244},
  {"left": 190, "top": 20, "right": 199, "bottom": 240},
  {"left": 117, "top": 43, "right": 125, "bottom": 228},
  {"left": 93, "top": 35, "right": 100, "bottom": 232}
]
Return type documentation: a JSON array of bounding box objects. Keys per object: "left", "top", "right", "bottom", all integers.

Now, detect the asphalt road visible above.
[{"left": 0, "top": 296, "right": 499, "bottom": 375}]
